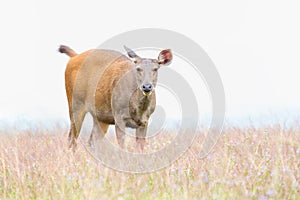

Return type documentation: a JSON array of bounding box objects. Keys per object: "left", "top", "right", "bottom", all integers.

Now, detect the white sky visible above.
[{"left": 0, "top": 0, "right": 300, "bottom": 126}]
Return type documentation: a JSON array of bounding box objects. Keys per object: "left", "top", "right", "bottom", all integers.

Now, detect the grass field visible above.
[{"left": 0, "top": 125, "right": 299, "bottom": 199}]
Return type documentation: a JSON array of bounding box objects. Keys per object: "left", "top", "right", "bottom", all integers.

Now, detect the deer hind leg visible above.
[
  {"left": 115, "top": 123, "right": 126, "bottom": 149},
  {"left": 68, "top": 106, "right": 86, "bottom": 150},
  {"left": 88, "top": 118, "right": 109, "bottom": 147}
]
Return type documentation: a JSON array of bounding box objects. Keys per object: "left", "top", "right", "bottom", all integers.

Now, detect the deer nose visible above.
[{"left": 142, "top": 84, "right": 152, "bottom": 93}]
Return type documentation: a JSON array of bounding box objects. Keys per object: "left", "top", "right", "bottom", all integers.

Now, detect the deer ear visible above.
[
  {"left": 158, "top": 49, "right": 172, "bottom": 66},
  {"left": 124, "top": 45, "right": 140, "bottom": 62}
]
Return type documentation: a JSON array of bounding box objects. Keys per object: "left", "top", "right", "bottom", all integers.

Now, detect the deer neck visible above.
[
  {"left": 129, "top": 88, "right": 155, "bottom": 125},
  {"left": 130, "top": 89, "right": 153, "bottom": 110}
]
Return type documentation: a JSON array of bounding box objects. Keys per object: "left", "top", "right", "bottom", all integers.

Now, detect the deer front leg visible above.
[{"left": 136, "top": 126, "right": 147, "bottom": 152}]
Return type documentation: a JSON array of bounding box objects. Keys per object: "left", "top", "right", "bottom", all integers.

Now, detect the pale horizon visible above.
[{"left": 1, "top": 0, "right": 300, "bottom": 128}]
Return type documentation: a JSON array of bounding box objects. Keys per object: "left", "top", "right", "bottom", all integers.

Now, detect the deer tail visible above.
[{"left": 58, "top": 45, "right": 77, "bottom": 57}]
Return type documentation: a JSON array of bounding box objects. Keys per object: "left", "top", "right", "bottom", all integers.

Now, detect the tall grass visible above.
[{"left": 0, "top": 125, "right": 299, "bottom": 199}]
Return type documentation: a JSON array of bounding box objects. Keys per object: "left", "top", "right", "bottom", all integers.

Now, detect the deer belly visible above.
[{"left": 95, "top": 112, "right": 115, "bottom": 124}]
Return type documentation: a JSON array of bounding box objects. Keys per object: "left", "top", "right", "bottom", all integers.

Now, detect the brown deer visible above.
[{"left": 59, "top": 45, "right": 172, "bottom": 151}]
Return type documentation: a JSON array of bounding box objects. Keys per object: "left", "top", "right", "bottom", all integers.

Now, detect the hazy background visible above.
[{"left": 1, "top": 0, "right": 300, "bottom": 128}]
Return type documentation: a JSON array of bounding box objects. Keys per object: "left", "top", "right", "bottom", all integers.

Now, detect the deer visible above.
[{"left": 59, "top": 45, "right": 172, "bottom": 151}]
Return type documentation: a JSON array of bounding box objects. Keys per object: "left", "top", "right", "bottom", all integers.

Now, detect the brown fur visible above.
[
  {"left": 60, "top": 45, "right": 171, "bottom": 151},
  {"left": 60, "top": 46, "right": 155, "bottom": 149}
]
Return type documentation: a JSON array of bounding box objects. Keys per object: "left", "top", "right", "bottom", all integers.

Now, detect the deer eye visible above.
[{"left": 136, "top": 67, "right": 142, "bottom": 72}]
